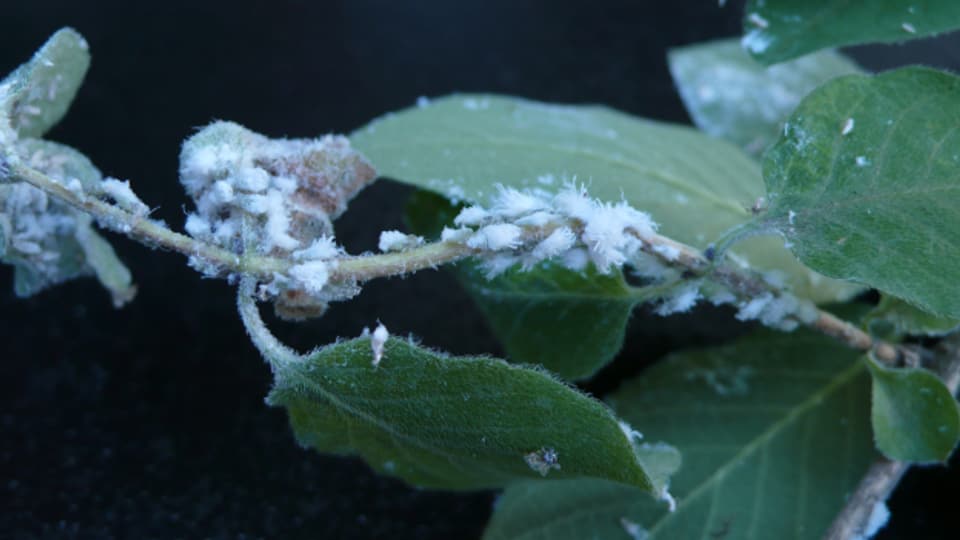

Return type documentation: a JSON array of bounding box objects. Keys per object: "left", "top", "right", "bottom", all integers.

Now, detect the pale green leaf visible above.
[
  {"left": 762, "top": 67, "right": 960, "bottom": 320},
  {"left": 1, "top": 28, "right": 91, "bottom": 139},
  {"left": 484, "top": 329, "right": 876, "bottom": 540},
  {"left": 743, "top": 0, "right": 960, "bottom": 65},
  {"left": 267, "top": 337, "right": 679, "bottom": 492},
  {"left": 865, "top": 295, "right": 960, "bottom": 339},
  {"left": 352, "top": 94, "right": 858, "bottom": 304},
  {"left": 866, "top": 356, "right": 960, "bottom": 463},
  {"left": 668, "top": 38, "right": 862, "bottom": 155}
]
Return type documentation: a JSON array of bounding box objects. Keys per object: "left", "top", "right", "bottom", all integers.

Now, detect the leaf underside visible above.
[
  {"left": 864, "top": 294, "right": 960, "bottom": 339},
  {"left": 268, "top": 337, "right": 679, "bottom": 493},
  {"left": 668, "top": 38, "right": 862, "bottom": 156},
  {"left": 763, "top": 66, "right": 960, "bottom": 320},
  {"left": 743, "top": 0, "right": 960, "bottom": 65},
  {"left": 484, "top": 328, "right": 876, "bottom": 540}
]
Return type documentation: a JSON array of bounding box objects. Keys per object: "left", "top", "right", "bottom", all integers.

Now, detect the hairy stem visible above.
[
  {"left": 8, "top": 160, "right": 476, "bottom": 282},
  {"left": 9, "top": 161, "right": 285, "bottom": 276},
  {"left": 629, "top": 229, "right": 903, "bottom": 365},
  {"left": 332, "top": 240, "right": 474, "bottom": 282},
  {"left": 236, "top": 276, "right": 304, "bottom": 369},
  {"left": 10, "top": 160, "right": 904, "bottom": 364},
  {"left": 821, "top": 459, "right": 908, "bottom": 540}
]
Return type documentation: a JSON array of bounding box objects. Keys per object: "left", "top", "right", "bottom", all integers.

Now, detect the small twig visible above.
[
  {"left": 821, "top": 334, "right": 960, "bottom": 540},
  {"left": 630, "top": 229, "right": 902, "bottom": 365},
  {"left": 10, "top": 160, "right": 906, "bottom": 365},
  {"left": 236, "top": 276, "right": 304, "bottom": 369},
  {"left": 811, "top": 311, "right": 900, "bottom": 366}
]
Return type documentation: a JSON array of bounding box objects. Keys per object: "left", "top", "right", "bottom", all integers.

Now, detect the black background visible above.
[{"left": 2, "top": 1, "right": 960, "bottom": 538}]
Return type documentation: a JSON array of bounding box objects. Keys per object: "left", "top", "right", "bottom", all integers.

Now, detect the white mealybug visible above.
[
  {"left": 747, "top": 13, "right": 769, "bottom": 29},
  {"left": 371, "top": 323, "right": 389, "bottom": 367},
  {"left": 467, "top": 223, "right": 523, "bottom": 251},
  {"left": 378, "top": 230, "right": 424, "bottom": 252},
  {"left": 293, "top": 236, "right": 340, "bottom": 261},
  {"left": 530, "top": 227, "right": 576, "bottom": 262},
  {"left": 287, "top": 260, "right": 330, "bottom": 295},
  {"left": 491, "top": 186, "right": 549, "bottom": 218},
  {"left": 453, "top": 205, "right": 490, "bottom": 226},
  {"left": 100, "top": 178, "right": 150, "bottom": 217},
  {"left": 841, "top": 118, "right": 855, "bottom": 136}
]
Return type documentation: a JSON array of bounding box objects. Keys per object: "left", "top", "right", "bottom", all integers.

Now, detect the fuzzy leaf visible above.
[
  {"left": 459, "top": 262, "right": 647, "bottom": 381},
  {"left": 0, "top": 140, "right": 134, "bottom": 305},
  {"left": 267, "top": 337, "right": 680, "bottom": 492},
  {"left": 866, "top": 356, "right": 960, "bottom": 463},
  {"left": 1, "top": 27, "right": 90, "bottom": 139},
  {"left": 865, "top": 295, "right": 960, "bottom": 339},
  {"left": 484, "top": 328, "right": 876, "bottom": 540},
  {"left": 352, "top": 94, "right": 858, "bottom": 304},
  {"left": 743, "top": 0, "right": 960, "bottom": 65},
  {"left": 762, "top": 67, "right": 960, "bottom": 320},
  {"left": 668, "top": 38, "right": 862, "bottom": 156}
]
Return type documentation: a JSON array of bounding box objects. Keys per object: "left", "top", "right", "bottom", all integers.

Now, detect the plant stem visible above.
[
  {"left": 9, "top": 161, "right": 286, "bottom": 276},
  {"left": 821, "top": 334, "right": 960, "bottom": 540},
  {"left": 10, "top": 160, "right": 904, "bottom": 364},
  {"left": 332, "top": 241, "right": 474, "bottom": 282},
  {"left": 8, "top": 160, "right": 476, "bottom": 282},
  {"left": 236, "top": 276, "right": 304, "bottom": 369},
  {"left": 630, "top": 229, "right": 903, "bottom": 365}
]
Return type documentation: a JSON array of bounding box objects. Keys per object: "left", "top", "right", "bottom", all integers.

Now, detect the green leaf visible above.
[
  {"left": 460, "top": 262, "right": 649, "bottom": 381},
  {"left": 352, "top": 94, "right": 858, "bottom": 304},
  {"left": 267, "top": 336, "right": 679, "bottom": 492},
  {"left": 484, "top": 328, "right": 876, "bottom": 540},
  {"left": 865, "top": 356, "right": 960, "bottom": 463},
  {"left": 668, "top": 38, "right": 863, "bottom": 156},
  {"left": 357, "top": 95, "right": 861, "bottom": 380},
  {"left": 865, "top": 295, "right": 960, "bottom": 339},
  {"left": 743, "top": 0, "right": 960, "bottom": 65},
  {"left": 405, "top": 189, "right": 649, "bottom": 381},
  {"left": 1, "top": 28, "right": 91, "bottom": 139},
  {"left": 0, "top": 139, "right": 134, "bottom": 305},
  {"left": 762, "top": 67, "right": 960, "bottom": 320}
]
